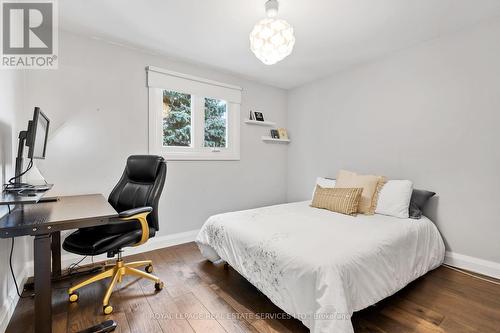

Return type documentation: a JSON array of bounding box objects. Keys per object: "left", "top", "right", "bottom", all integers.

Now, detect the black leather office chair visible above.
[{"left": 63, "top": 155, "right": 167, "bottom": 315}]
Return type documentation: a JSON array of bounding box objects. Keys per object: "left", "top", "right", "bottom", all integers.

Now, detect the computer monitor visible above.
[{"left": 27, "top": 107, "right": 50, "bottom": 159}]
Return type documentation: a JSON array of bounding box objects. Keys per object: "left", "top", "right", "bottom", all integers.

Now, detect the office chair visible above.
[{"left": 62, "top": 155, "right": 167, "bottom": 315}]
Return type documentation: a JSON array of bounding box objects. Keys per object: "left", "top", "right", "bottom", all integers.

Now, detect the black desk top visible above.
[{"left": 0, "top": 194, "right": 118, "bottom": 238}]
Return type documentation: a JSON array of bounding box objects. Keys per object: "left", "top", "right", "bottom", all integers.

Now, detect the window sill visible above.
[{"left": 159, "top": 151, "right": 240, "bottom": 161}]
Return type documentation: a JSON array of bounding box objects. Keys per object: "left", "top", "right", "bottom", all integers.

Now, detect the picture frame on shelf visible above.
[
  {"left": 253, "top": 111, "right": 265, "bottom": 121},
  {"left": 270, "top": 129, "right": 279, "bottom": 139},
  {"left": 278, "top": 128, "right": 288, "bottom": 139}
]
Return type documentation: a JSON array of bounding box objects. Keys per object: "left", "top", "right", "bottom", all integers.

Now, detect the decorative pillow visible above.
[
  {"left": 375, "top": 180, "right": 413, "bottom": 218},
  {"left": 335, "top": 170, "right": 386, "bottom": 215},
  {"left": 311, "top": 185, "right": 363, "bottom": 216},
  {"left": 311, "top": 177, "right": 336, "bottom": 199},
  {"left": 409, "top": 189, "right": 436, "bottom": 219}
]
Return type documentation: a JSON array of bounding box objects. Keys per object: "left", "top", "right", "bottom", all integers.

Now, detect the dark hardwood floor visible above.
[{"left": 6, "top": 242, "right": 500, "bottom": 333}]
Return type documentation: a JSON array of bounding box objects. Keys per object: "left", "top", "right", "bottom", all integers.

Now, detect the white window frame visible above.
[{"left": 147, "top": 66, "right": 241, "bottom": 160}]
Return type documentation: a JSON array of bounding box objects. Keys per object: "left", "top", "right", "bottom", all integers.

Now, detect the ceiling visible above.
[{"left": 59, "top": 0, "right": 500, "bottom": 89}]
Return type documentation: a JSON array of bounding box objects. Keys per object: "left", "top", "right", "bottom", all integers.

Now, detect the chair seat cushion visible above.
[{"left": 63, "top": 223, "right": 156, "bottom": 256}]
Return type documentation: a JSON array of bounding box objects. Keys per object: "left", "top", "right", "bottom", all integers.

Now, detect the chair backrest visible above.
[{"left": 108, "top": 155, "right": 166, "bottom": 231}]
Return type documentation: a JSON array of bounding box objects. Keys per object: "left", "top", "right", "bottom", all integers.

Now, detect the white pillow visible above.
[
  {"left": 311, "top": 177, "right": 336, "bottom": 199},
  {"left": 375, "top": 180, "right": 413, "bottom": 218}
]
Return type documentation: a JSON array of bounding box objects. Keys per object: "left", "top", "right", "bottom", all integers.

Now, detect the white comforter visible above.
[{"left": 196, "top": 201, "right": 445, "bottom": 333}]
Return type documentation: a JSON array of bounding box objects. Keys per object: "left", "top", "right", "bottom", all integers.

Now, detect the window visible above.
[
  {"left": 204, "top": 97, "right": 227, "bottom": 148},
  {"left": 163, "top": 90, "right": 192, "bottom": 147},
  {"left": 147, "top": 66, "right": 241, "bottom": 160}
]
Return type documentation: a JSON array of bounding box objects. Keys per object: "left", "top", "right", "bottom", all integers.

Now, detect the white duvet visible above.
[{"left": 196, "top": 201, "right": 445, "bottom": 333}]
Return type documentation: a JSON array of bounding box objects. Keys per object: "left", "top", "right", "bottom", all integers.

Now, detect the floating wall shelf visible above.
[
  {"left": 244, "top": 119, "right": 276, "bottom": 127},
  {"left": 261, "top": 136, "right": 290, "bottom": 143}
]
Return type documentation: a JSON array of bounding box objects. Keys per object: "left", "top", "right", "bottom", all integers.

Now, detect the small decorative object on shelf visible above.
[
  {"left": 270, "top": 129, "right": 279, "bottom": 139},
  {"left": 277, "top": 128, "right": 288, "bottom": 139},
  {"left": 254, "top": 111, "right": 265, "bottom": 121},
  {"left": 249, "top": 110, "right": 255, "bottom": 120}
]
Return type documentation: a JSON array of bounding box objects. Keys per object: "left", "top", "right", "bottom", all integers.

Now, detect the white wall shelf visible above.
[
  {"left": 244, "top": 119, "right": 276, "bottom": 127},
  {"left": 261, "top": 136, "right": 290, "bottom": 143}
]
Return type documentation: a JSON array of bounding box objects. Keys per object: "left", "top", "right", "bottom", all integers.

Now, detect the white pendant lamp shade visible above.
[{"left": 250, "top": 0, "right": 295, "bottom": 65}]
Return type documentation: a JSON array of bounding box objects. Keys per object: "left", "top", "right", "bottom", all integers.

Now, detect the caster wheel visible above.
[
  {"left": 103, "top": 304, "right": 113, "bottom": 315},
  {"left": 154, "top": 281, "right": 164, "bottom": 291},
  {"left": 145, "top": 264, "right": 154, "bottom": 273},
  {"left": 69, "top": 292, "right": 79, "bottom": 303}
]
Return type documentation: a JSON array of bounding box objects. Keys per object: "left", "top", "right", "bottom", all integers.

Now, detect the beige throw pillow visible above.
[
  {"left": 311, "top": 185, "right": 363, "bottom": 216},
  {"left": 335, "top": 170, "right": 386, "bottom": 215}
]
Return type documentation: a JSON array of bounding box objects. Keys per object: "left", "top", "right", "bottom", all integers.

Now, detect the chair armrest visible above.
[
  {"left": 117, "top": 207, "right": 153, "bottom": 246},
  {"left": 118, "top": 207, "right": 153, "bottom": 218}
]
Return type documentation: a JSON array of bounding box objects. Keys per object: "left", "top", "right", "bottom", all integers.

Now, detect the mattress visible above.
[{"left": 196, "top": 201, "right": 445, "bottom": 333}]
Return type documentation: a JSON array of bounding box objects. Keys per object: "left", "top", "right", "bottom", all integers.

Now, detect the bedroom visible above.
[{"left": 0, "top": 0, "right": 499, "bottom": 332}]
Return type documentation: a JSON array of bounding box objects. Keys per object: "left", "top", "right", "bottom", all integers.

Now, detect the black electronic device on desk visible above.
[{"left": 1, "top": 107, "right": 54, "bottom": 205}]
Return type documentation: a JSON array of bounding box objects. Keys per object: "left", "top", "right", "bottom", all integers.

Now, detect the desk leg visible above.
[
  {"left": 34, "top": 234, "right": 52, "bottom": 333},
  {"left": 51, "top": 231, "right": 62, "bottom": 278}
]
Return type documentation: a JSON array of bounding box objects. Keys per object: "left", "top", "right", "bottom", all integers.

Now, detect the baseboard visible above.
[
  {"left": 0, "top": 264, "right": 29, "bottom": 333},
  {"left": 444, "top": 251, "right": 500, "bottom": 279},
  {"left": 26, "top": 229, "right": 200, "bottom": 275}
]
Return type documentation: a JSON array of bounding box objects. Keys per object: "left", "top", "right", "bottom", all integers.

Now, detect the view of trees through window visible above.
[
  {"left": 204, "top": 98, "right": 227, "bottom": 147},
  {"left": 163, "top": 90, "right": 191, "bottom": 147},
  {"left": 162, "top": 90, "right": 228, "bottom": 148}
]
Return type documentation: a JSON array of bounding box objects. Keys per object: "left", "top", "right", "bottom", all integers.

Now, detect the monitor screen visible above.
[{"left": 28, "top": 108, "right": 50, "bottom": 159}]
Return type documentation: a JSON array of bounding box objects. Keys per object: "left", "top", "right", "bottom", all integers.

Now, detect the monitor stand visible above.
[
  {"left": 9, "top": 126, "right": 50, "bottom": 191},
  {"left": 14, "top": 130, "right": 28, "bottom": 187},
  {"left": 1, "top": 126, "right": 55, "bottom": 206}
]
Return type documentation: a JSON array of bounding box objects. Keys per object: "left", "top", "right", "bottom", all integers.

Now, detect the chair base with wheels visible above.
[{"left": 68, "top": 251, "right": 164, "bottom": 314}]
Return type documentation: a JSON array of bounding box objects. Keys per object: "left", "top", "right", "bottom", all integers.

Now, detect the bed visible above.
[{"left": 196, "top": 201, "right": 445, "bottom": 333}]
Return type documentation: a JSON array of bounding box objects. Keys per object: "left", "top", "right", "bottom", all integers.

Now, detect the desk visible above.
[{"left": 0, "top": 194, "right": 118, "bottom": 333}]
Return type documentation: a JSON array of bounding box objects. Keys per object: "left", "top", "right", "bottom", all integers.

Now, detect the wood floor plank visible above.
[
  {"left": 426, "top": 267, "right": 500, "bottom": 308},
  {"left": 209, "top": 277, "right": 302, "bottom": 332},
  {"left": 133, "top": 252, "right": 195, "bottom": 333},
  {"left": 107, "top": 311, "right": 132, "bottom": 333},
  {"left": 439, "top": 316, "right": 479, "bottom": 333},
  {"left": 380, "top": 305, "right": 445, "bottom": 332},
  {"left": 163, "top": 260, "right": 206, "bottom": 298},
  {"left": 173, "top": 292, "right": 227, "bottom": 333},
  {"left": 51, "top": 286, "right": 69, "bottom": 333},
  {"left": 352, "top": 316, "right": 387, "bottom": 333},
  {"left": 6, "top": 242, "right": 500, "bottom": 333},
  {"left": 251, "top": 318, "right": 295, "bottom": 333},
  {"left": 5, "top": 293, "right": 35, "bottom": 333},
  {"left": 66, "top": 277, "right": 107, "bottom": 332},
  {"left": 360, "top": 311, "right": 414, "bottom": 333},
  {"left": 400, "top": 278, "right": 500, "bottom": 332},
  {"left": 190, "top": 283, "right": 260, "bottom": 333},
  {"left": 115, "top": 275, "right": 163, "bottom": 333},
  {"left": 138, "top": 282, "right": 194, "bottom": 332},
  {"left": 391, "top": 297, "right": 445, "bottom": 326}
]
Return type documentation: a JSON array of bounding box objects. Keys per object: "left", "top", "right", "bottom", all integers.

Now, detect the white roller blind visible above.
[{"left": 146, "top": 66, "right": 242, "bottom": 104}]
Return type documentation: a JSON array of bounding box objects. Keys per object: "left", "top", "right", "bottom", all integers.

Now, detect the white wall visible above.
[
  {"left": 20, "top": 31, "right": 287, "bottom": 249},
  {"left": 287, "top": 18, "right": 500, "bottom": 264},
  {"left": 0, "top": 71, "right": 30, "bottom": 332}
]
